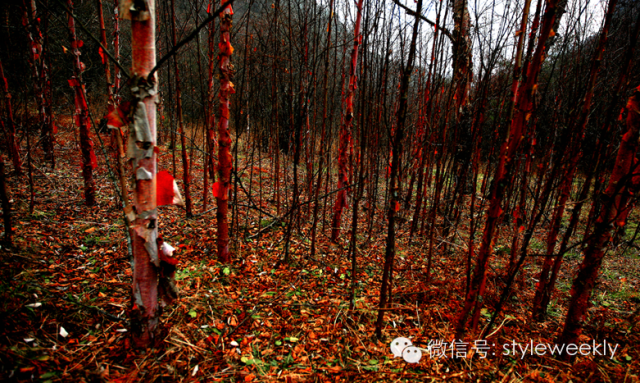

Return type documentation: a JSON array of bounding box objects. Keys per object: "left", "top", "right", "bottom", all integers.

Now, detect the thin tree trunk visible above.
[
  {"left": 98, "top": 0, "right": 114, "bottom": 108},
  {"left": 215, "top": 0, "right": 234, "bottom": 263},
  {"left": 67, "top": 0, "right": 96, "bottom": 207},
  {"left": 330, "top": 0, "right": 364, "bottom": 242},
  {"left": 0, "top": 157, "right": 11, "bottom": 248},
  {"left": 204, "top": 0, "right": 217, "bottom": 213},
  {"left": 23, "top": 0, "right": 52, "bottom": 167},
  {"left": 170, "top": 0, "right": 193, "bottom": 218},
  {"left": 0, "top": 60, "right": 21, "bottom": 174},
  {"left": 375, "top": 0, "right": 422, "bottom": 339},
  {"left": 533, "top": 0, "right": 618, "bottom": 321},
  {"left": 309, "top": 0, "right": 334, "bottom": 257},
  {"left": 455, "top": 0, "right": 563, "bottom": 339},
  {"left": 559, "top": 85, "right": 640, "bottom": 347}
]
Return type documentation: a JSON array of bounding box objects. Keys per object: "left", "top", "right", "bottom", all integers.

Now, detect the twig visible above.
[
  {"left": 248, "top": 183, "right": 355, "bottom": 239},
  {"left": 169, "top": 336, "right": 207, "bottom": 354},
  {"left": 483, "top": 316, "right": 511, "bottom": 339},
  {"left": 29, "top": 282, "right": 128, "bottom": 324},
  {"left": 62, "top": 295, "right": 129, "bottom": 324},
  {"left": 390, "top": 0, "right": 453, "bottom": 41}
]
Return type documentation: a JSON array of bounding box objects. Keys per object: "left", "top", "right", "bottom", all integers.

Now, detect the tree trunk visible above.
[
  {"left": 375, "top": 0, "right": 422, "bottom": 339},
  {"left": 67, "top": 0, "right": 96, "bottom": 207},
  {"left": 0, "top": 157, "right": 11, "bottom": 248},
  {"left": 455, "top": 0, "right": 563, "bottom": 339},
  {"left": 216, "top": 0, "right": 234, "bottom": 263},
  {"left": 309, "top": 0, "right": 334, "bottom": 257},
  {"left": 330, "top": 0, "right": 364, "bottom": 242},
  {"left": 127, "top": 0, "right": 177, "bottom": 347},
  {"left": 171, "top": 0, "right": 193, "bottom": 218},
  {"left": 0, "top": 60, "right": 21, "bottom": 175},
  {"left": 532, "top": 0, "right": 618, "bottom": 321},
  {"left": 559, "top": 85, "right": 640, "bottom": 347},
  {"left": 204, "top": 0, "right": 217, "bottom": 212}
]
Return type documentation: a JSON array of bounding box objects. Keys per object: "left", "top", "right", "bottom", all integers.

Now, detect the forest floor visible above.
[{"left": 0, "top": 124, "right": 639, "bottom": 382}]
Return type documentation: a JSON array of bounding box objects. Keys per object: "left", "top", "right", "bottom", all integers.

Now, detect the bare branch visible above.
[
  {"left": 391, "top": 0, "right": 453, "bottom": 42},
  {"left": 148, "top": 0, "right": 234, "bottom": 80}
]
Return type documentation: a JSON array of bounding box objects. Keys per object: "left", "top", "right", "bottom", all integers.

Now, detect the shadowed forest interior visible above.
[{"left": 0, "top": 0, "right": 640, "bottom": 381}]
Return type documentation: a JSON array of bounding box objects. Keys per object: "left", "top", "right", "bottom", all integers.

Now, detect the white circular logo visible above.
[
  {"left": 390, "top": 337, "right": 413, "bottom": 358},
  {"left": 402, "top": 346, "right": 423, "bottom": 363}
]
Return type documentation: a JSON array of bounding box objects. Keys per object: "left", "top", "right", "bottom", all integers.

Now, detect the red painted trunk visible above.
[{"left": 216, "top": 1, "right": 234, "bottom": 263}]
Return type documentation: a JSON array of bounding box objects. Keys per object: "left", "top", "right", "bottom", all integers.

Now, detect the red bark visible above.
[
  {"left": 170, "top": 0, "right": 193, "bottom": 218},
  {"left": 98, "top": 0, "right": 121, "bottom": 156},
  {"left": 23, "top": 0, "right": 53, "bottom": 167},
  {"left": 203, "top": 0, "right": 217, "bottom": 212},
  {"left": 98, "top": 0, "right": 114, "bottom": 108},
  {"left": 0, "top": 60, "right": 21, "bottom": 174},
  {"left": 532, "top": 0, "right": 617, "bottom": 321},
  {"left": 216, "top": 0, "right": 234, "bottom": 263},
  {"left": 451, "top": 0, "right": 472, "bottom": 114},
  {"left": 330, "top": 0, "right": 364, "bottom": 242},
  {"left": 0, "top": 157, "right": 11, "bottom": 247},
  {"left": 67, "top": 0, "right": 96, "bottom": 206},
  {"left": 127, "top": 0, "right": 178, "bottom": 347},
  {"left": 559, "top": 85, "right": 640, "bottom": 346},
  {"left": 455, "top": 0, "right": 563, "bottom": 339}
]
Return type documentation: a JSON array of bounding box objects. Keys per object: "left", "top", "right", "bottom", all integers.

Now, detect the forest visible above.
[{"left": 0, "top": 0, "right": 639, "bottom": 381}]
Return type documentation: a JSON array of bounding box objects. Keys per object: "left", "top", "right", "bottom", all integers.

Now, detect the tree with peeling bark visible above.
[
  {"left": 0, "top": 60, "right": 21, "bottom": 175},
  {"left": 455, "top": 0, "right": 564, "bottom": 339},
  {"left": 214, "top": 0, "right": 234, "bottom": 264},
  {"left": 66, "top": 0, "right": 97, "bottom": 207},
  {"left": 560, "top": 84, "right": 640, "bottom": 348},
  {"left": 203, "top": 0, "right": 217, "bottom": 213},
  {"left": 532, "top": 0, "right": 618, "bottom": 322},
  {"left": 98, "top": 0, "right": 115, "bottom": 110},
  {"left": 22, "top": 0, "right": 51, "bottom": 167},
  {"left": 123, "top": 0, "right": 179, "bottom": 347},
  {"left": 330, "top": 0, "right": 364, "bottom": 243}
]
